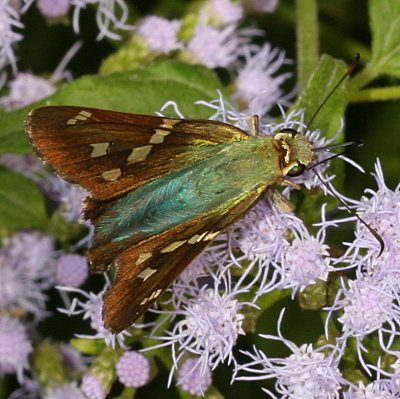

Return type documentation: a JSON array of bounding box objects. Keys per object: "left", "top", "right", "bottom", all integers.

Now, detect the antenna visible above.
[{"left": 306, "top": 54, "right": 360, "bottom": 131}]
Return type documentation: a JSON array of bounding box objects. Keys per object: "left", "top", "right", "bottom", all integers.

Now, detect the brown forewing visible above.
[{"left": 25, "top": 106, "right": 249, "bottom": 201}]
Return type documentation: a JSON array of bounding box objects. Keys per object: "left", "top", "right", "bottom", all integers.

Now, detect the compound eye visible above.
[{"left": 287, "top": 162, "right": 306, "bottom": 176}]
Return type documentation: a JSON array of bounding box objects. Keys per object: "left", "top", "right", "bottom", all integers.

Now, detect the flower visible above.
[
  {"left": 37, "top": 0, "right": 70, "bottom": 18},
  {"left": 56, "top": 254, "right": 89, "bottom": 287},
  {"left": 0, "top": 231, "right": 56, "bottom": 320},
  {"left": 116, "top": 351, "right": 150, "bottom": 388},
  {"left": 232, "top": 43, "right": 292, "bottom": 117},
  {"left": 235, "top": 313, "right": 347, "bottom": 398},
  {"left": 0, "top": 0, "right": 24, "bottom": 74},
  {"left": 178, "top": 357, "right": 212, "bottom": 396},
  {"left": 0, "top": 316, "right": 32, "bottom": 382},
  {"left": 44, "top": 382, "right": 86, "bottom": 399},
  {"left": 71, "top": 0, "right": 132, "bottom": 40},
  {"left": 136, "top": 16, "right": 181, "bottom": 53},
  {"left": 81, "top": 374, "right": 105, "bottom": 399}
]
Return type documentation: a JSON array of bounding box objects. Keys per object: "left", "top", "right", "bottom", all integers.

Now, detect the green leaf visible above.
[
  {"left": 0, "top": 167, "right": 48, "bottom": 231},
  {"left": 296, "top": 54, "right": 348, "bottom": 141},
  {"left": 369, "top": 0, "right": 400, "bottom": 77},
  {"left": 0, "top": 60, "right": 224, "bottom": 154}
]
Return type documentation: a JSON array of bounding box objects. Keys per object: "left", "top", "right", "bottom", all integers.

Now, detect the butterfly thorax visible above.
[{"left": 272, "top": 131, "right": 315, "bottom": 176}]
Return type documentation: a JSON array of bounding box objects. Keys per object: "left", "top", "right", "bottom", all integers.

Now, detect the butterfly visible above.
[{"left": 25, "top": 106, "right": 316, "bottom": 333}]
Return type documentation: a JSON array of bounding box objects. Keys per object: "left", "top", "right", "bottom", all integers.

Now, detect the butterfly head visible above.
[{"left": 273, "top": 128, "right": 315, "bottom": 177}]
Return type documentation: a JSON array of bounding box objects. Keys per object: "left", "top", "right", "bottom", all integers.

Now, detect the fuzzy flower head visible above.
[
  {"left": 184, "top": 25, "right": 251, "bottom": 68},
  {"left": 81, "top": 374, "right": 106, "bottom": 399},
  {"left": 56, "top": 254, "right": 89, "bottom": 287},
  {"left": 344, "top": 159, "right": 400, "bottom": 263},
  {"left": 57, "top": 283, "right": 129, "bottom": 348},
  {"left": 343, "top": 380, "right": 400, "bottom": 399},
  {"left": 232, "top": 43, "right": 292, "bottom": 117},
  {"left": 0, "top": 0, "right": 23, "bottom": 74},
  {"left": 178, "top": 357, "right": 212, "bottom": 396},
  {"left": 72, "top": 0, "right": 132, "bottom": 40},
  {"left": 0, "top": 72, "right": 56, "bottom": 110},
  {"left": 44, "top": 382, "right": 86, "bottom": 399},
  {"left": 278, "top": 222, "right": 332, "bottom": 294},
  {"left": 201, "top": 0, "right": 244, "bottom": 27},
  {"left": 0, "top": 231, "right": 56, "bottom": 319},
  {"left": 136, "top": 16, "right": 181, "bottom": 54},
  {"left": 330, "top": 274, "right": 399, "bottom": 340},
  {"left": 0, "top": 316, "right": 32, "bottom": 382},
  {"left": 116, "top": 351, "right": 150, "bottom": 388},
  {"left": 37, "top": 0, "right": 70, "bottom": 18},
  {"left": 236, "top": 332, "right": 345, "bottom": 398}
]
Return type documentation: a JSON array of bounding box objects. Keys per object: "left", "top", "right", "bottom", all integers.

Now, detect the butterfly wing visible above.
[
  {"left": 25, "top": 106, "right": 249, "bottom": 201},
  {"left": 101, "top": 186, "right": 266, "bottom": 333}
]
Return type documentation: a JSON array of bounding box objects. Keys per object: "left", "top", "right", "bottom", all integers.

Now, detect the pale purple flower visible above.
[
  {"left": 278, "top": 220, "right": 332, "bottom": 294},
  {"left": 1, "top": 72, "right": 56, "bottom": 109},
  {"left": 201, "top": 0, "right": 243, "bottom": 26},
  {"left": 233, "top": 200, "right": 301, "bottom": 263},
  {"left": 0, "top": 41, "right": 81, "bottom": 110},
  {"left": 340, "top": 159, "right": 400, "bottom": 265},
  {"left": 0, "top": 0, "right": 24, "bottom": 74},
  {"left": 71, "top": 0, "right": 132, "bottom": 40},
  {"left": 0, "top": 153, "right": 43, "bottom": 178},
  {"left": 327, "top": 274, "right": 400, "bottom": 341},
  {"left": 250, "top": 0, "right": 279, "bottom": 13},
  {"left": 178, "top": 357, "right": 212, "bottom": 396},
  {"left": 41, "top": 175, "right": 87, "bottom": 222},
  {"left": 57, "top": 283, "right": 130, "bottom": 347},
  {"left": 116, "top": 351, "right": 150, "bottom": 388},
  {"left": 137, "top": 16, "right": 181, "bottom": 53},
  {"left": 147, "top": 264, "right": 255, "bottom": 387},
  {"left": 37, "top": 0, "right": 70, "bottom": 18},
  {"left": 0, "top": 231, "right": 56, "bottom": 319},
  {"left": 56, "top": 254, "right": 89, "bottom": 287},
  {"left": 185, "top": 25, "right": 252, "bottom": 68},
  {"left": 81, "top": 375, "right": 105, "bottom": 399},
  {"left": 44, "top": 382, "right": 86, "bottom": 399},
  {"left": 0, "top": 315, "right": 32, "bottom": 382},
  {"left": 233, "top": 43, "right": 292, "bottom": 117},
  {"left": 343, "top": 380, "right": 399, "bottom": 399},
  {"left": 235, "top": 314, "right": 346, "bottom": 398}
]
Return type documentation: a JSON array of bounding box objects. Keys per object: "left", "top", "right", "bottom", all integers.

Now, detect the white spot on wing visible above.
[
  {"left": 101, "top": 168, "right": 121, "bottom": 181},
  {"left": 160, "top": 240, "right": 186, "bottom": 253},
  {"left": 135, "top": 252, "right": 152, "bottom": 265},
  {"left": 127, "top": 145, "right": 153, "bottom": 164},
  {"left": 137, "top": 267, "right": 157, "bottom": 282},
  {"left": 90, "top": 142, "right": 109, "bottom": 157}
]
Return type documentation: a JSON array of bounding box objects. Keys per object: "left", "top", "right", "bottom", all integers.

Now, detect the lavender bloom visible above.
[
  {"left": 201, "top": 0, "right": 244, "bottom": 27},
  {"left": 136, "top": 16, "right": 182, "bottom": 54},
  {"left": 178, "top": 357, "right": 212, "bottom": 396},
  {"left": 37, "top": 0, "right": 70, "bottom": 18},
  {"left": 0, "top": 315, "right": 32, "bottom": 383},
  {"left": 41, "top": 175, "right": 87, "bottom": 223},
  {"left": 232, "top": 43, "right": 292, "bottom": 117},
  {"left": 0, "top": 231, "right": 56, "bottom": 320},
  {"left": 116, "top": 351, "right": 150, "bottom": 388},
  {"left": 71, "top": 0, "right": 132, "bottom": 40},
  {"left": 343, "top": 380, "right": 400, "bottom": 399},
  {"left": 43, "top": 382, "right": 86, "bottom": 399},
  {"left": 0, "top": 0, "right": 23, "bottom": 74},
  {"left": 81, "top": 374, "right": 106, "bottom": 399},
  {"left": 57, "top": 283, "right": 129, "bottom": 348},
  {"left": 0, "top": 153, "right": 43, "bottom": 179},
  {"left": 249, "top": 0, "right": 280, "bottom": 13},
  {"left": 184, "top": 25, "right": 253, "bottom": 68},
  {"left": 0, "top": 41, "right": 81, "bottom": 110},
  {"left": 340, "top": 159, "right": 400, "bottom": 265},
  {"left": 235, "top": 313, "right": 347, "bottom": 398},
  {"left": 56, "top": 254, "right": 89, "bottom": 287}
]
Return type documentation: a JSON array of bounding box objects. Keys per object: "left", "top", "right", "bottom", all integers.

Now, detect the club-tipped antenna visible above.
[{"left": 306, "top": 54, "right": 360, "bottom": 132}]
